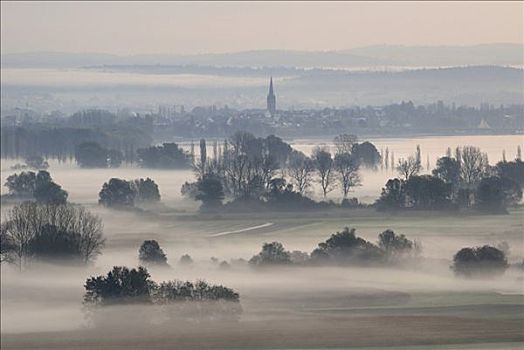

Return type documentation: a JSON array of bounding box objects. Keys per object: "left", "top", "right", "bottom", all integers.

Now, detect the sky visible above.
[{"left": 1, "top": 1, "right": 523, "bottom": 55}]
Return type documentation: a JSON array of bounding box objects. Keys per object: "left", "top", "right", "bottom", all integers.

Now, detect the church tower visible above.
[{"left": 267, "top": 77, "right": 276, "bottom": 115}]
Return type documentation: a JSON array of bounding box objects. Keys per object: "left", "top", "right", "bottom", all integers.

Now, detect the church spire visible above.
[{"left": 267, "top": 76, "right": 276, "bottom": 115}]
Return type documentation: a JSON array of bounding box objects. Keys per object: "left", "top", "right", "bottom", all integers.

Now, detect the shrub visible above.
[{"left": 179, "top": 254, "right": 194, "bottom": 265}]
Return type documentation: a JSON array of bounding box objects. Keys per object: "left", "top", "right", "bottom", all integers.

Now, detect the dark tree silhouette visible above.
[
  {"left": 99, "top": 178, "right": 136, "bottom": 207},
  {"left": 475, "top": 176, "right": 522, "bottom": 213},
  {"left": 195, "top": 175, "right": 225, "bottom": 211},
  {"left": 452, "top": 245, "right": 508, "bottom": 277},
  {"left": 138, "top": 240, "right": 168, "bottom": 266},
  {"left": 249, "top": 242, "right": 292, "bottom": 266}
]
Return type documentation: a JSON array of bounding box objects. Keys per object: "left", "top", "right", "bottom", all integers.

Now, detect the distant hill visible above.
[{"left": 2, "top": 43, "right": 522, "bottom": 69}]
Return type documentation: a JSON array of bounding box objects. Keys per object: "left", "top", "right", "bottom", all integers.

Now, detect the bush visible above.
[
  {"left": 452, "top": 245, "right": 508, "bottom": 277},
  {"left": 249, "top": 242, "right": 292, "bottom": 266},
  {"left": 179, "top": 254, "right": 193, "bottom": 265},
  {"left": 138, "top": 240, "right": 168, "bottom": 266}
]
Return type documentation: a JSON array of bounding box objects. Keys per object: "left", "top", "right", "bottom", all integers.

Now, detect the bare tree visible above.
[
  {"left": 334, "top": 153, "right": 361, "bottom": 198},
  {"left": 2, "top": 202, "right": 105, "bottom": 268},
  {"left": 460, "top": 146, "right": 488, "bottom": 187},
  {"left": 333, "top": 134, "right": 358, "bottom": 155},
  {"left": 287, "top": 151, "right": 315, "bottom": 195},
  {"left": 396, "top": 156, "right": 421, "bottom": 180},
  {"left": 312, "top": 146, "right": 335, "bottom": 198}
]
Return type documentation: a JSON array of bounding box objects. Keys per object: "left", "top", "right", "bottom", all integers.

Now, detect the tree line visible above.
[
  {"left": 182, "top": 132, "right": 380, "bottom": 211},
  {"left": 377, "top": 146, "right": 524, "bottom": 213}
]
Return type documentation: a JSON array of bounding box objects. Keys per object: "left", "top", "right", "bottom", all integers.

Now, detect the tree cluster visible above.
[
  {"left": 1, "top": 202, "right": 105, "bottom": 268},
  {"left": 249, "top": 227, "right": 419, "bottom": 267},
  {"left": 452, "top": 245, "right": 508, "bottom": 277},
  {"left": 136, "top": 143, "right": 192, "bottom": 169},
  {"left": 4, "top": 170, "right": 68, "bottom": 205},
  {"left": 84, "top": 266, "right": 241, "bottom": 322},
  {"left": 377, "top": 146, "right": 523, "bottom": 213},
  {"left": 75, "top": 142, "right": 123, "bottom": 168},
  {"left": 183, "top": 132, "right": 378, "bottom": 211},
  {"left": 99, "top": 177, "right": 161, "bottom": 208}
]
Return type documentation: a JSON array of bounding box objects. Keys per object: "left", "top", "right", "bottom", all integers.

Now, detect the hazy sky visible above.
[{"left": 1, "top": 1, "right": 522, "bottom": 55}]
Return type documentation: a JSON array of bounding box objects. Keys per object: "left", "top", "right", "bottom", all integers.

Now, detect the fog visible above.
[{"left": 2, "top": 135, "right": 524, "bottom": 349}]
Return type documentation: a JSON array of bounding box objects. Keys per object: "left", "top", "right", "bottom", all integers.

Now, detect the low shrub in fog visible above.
[
  {"left": 83, "top": 266, "right": 242, "bottom": 323},
  {"left": 138, "top": 240, "right": 168, "bottom": 266},
  {"left": 4, "top": 170, "right": 68, "bottom": 205},
  {"left": 1, "top": 202, "right": 105, "bottom": 268},
  {"left": 452, "top": 245, "right": 508, "bottom": 277},
  {"left": 249, "top": 242, "right": 292, "bottom": 266},
  {"left": 179, "top": 254, "right": 194, "bottom": 265},
  {"left": 99, "top": 177, "right": 161, "bottom": 208}
]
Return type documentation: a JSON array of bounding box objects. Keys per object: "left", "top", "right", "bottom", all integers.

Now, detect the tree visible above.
[
  {"left": 2, "top": 203, "right": 105, "bottom": 268},
  {"left": 0, "top": 223, "right": 16, "bottom": 263},
  {"left": 311, "top": 227, "right": 384, "bottom": 265},
  {"left": 34, "top": 171, "right": 68, "bottom": 205},
  {"left": 352, "top": 141, "right": 381, "bottom": 168},
  {"left": 396, "top": 156, "right": 421, "bottom": 180},
  {"left": 377, "top": 230, "right": 418, "bottom": 261},
  {"left": 84, "top": 266, "right": 154, "bottom": 305},
  {"left": 132, "top": 178, "right": 161, "bottom": 203},
  {"left": 107, "top": 149, "right": 123, "bottom": 168},
  {"left": 287, "top": 151, "right": 315, "bottom": 195},
  {"left": 99, "top": 178, "right": 136, "bottom": 207},
  {"left": 375, "top": 178, "right": 405, "bottom": 210},
  {"left": 403, "top": 175, "right": 452, "bottom": 209},
  {"left": 452, "top": 245, "right": 508, "bottom": 277},
  {"left": 5, "top": 170, "right": 68, "bottom": 204},
  {"left": 5, "top": 171, "right": 36, "bottom": 197},
  {"left": 460, "top": 146, "right": 488, "bottom": 187},
  {"left": 333, "top": 134, "right": 358, "bottom": 155},
  {"left": 475, "top": 176, "right": 522, "bottom": 213},
  {"left": 75, "top": 142, "right": 108, "bottom": 168},
  {"left": 312, "top": 146, "right": 335, "bottom": 198},
  {"left": 195, "top": 175, "right": 225, "bottom": 211},
  {"left": 249, "top": 242, "right": 292, "bottom": 266},
  {"left": 24, "top": 155, "right": 49, "bottom": 170},
  {"left": 28, "top": 224, "right": 82, "bottom": 263},
  {"left": 334, "top": 152, "right": 361, "bottom": 198},
  {"left": 136, "top": 143, "right": 191, "bottom": 169},
  {"left": 496, "top": 159, "right": 524, "bottom": 186},
  {"left": 433, "top": 156, "right": 461, "bottom": 190},
  {"left": 139, "top": 240, "right": 168, "bottom": 266}
]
